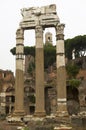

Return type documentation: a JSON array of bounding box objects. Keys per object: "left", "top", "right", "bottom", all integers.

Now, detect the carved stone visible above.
[
  {"left": 56, "top": 23, "right": 65, "bottom": 35},
  {"left": 56, "top": 23, "right": 68, "bottom": 116},
  {"left": 35, "top": 26, "right": 43, "bottom": 38},
  {"left": 56, "top": 24, "right": 65, "bottom": 40},
  {"left": 20, "top": 4, "right": 60, "bottom": 29},
  {"left": 56, "top": 34, "right": 64, "bottom": 40},
  {"left": 16, "top": 28, "right": 24, "bottom": 39}
]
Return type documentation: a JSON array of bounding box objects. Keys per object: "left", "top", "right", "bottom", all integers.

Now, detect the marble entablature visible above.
[{"left": 20, "top": 4, "right": 60, "bottom": 29}]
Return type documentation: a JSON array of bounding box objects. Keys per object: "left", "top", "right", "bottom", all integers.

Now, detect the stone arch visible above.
[{"left": 6, "top": 86, "right": 14, "bottom": 92}]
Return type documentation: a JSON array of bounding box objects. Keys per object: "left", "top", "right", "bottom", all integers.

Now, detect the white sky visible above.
[{"left": 0, "top": 0, "right": 86, "bottom": 74}]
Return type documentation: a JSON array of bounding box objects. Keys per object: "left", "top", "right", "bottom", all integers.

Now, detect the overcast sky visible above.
[{"left": 0, "top": 0, "right": 86, "bottom": 74}]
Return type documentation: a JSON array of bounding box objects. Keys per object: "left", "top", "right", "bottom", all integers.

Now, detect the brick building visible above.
[{"left": 0, "top": 70, "right": 15, "bottom": 115}]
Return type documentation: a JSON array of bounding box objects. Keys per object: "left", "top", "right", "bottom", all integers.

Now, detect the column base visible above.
[
  {"left": 13, "top": 110, "right": 26, "bottom": 117},
  {"left": 34, "top": 111, "right": 46, "bottom": 117},
  {"left": 56, "top": 110, "right": 69, "bottom": 117},
  {"left": 56, "top": 101, "right": 69, "bottom": 117}
]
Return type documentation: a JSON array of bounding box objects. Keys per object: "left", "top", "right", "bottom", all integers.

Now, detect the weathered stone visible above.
[
  {"left": 35, "top": 125, "right": 53, "bottom": 130},
  {"left": 14, "top": 4, "right": 67, "bottom": 118},
  {"left": 54, "top": 126, "right": 72, "bottom": 130},
  {"left": 56, "top": 23, "right": 68, "bottom": 116},
  {"left": 20, "top": 4, "right": 59, "bottom": 29},
  {"left": 13, "top": 28, "right": 25, "bottom": 116}
]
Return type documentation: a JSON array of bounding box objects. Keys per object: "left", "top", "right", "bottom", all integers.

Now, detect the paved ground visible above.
[
  {"left": 0, "top": 118, "right": 86, "bottom": 130},
  {"left": 0, "top": 120, "right": 20, "bottom": 130}
]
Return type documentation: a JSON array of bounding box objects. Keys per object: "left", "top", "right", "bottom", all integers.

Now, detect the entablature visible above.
[{"left": 19, "top": 4, "right": 60, "bottom": 30}]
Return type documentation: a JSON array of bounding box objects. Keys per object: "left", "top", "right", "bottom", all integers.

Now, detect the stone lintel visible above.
[{"left": 20, "top": 21, "right": 59, "bottom": 30}]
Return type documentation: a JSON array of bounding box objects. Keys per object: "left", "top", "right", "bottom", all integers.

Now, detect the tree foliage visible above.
[
  {"left": 10, "top": 34, "right": 86, "bottom": 71},
  {"left": 66, "top": 63, "right": 81, "bottom": 88},
  {"left": 10, "top": 47, "right": 16, "bottom": 55},
  {"left": 26, "top": 44, "right": 56, "bottom": 72},
  {"left": 44, "top": 44, "right": 56, "bottom": 68},
  {"left": 66, "top": 63, "right": 80, "bottom": 79},
  {"left": 65, "top": 35, "right": 86, "bottom": 59},
  {"left": 68, "top": 79, "right": 81, "bottom": 89},
  {"left": 10, "top": 46, "right": 35, "bottom": 56},
  {"left": 10, "top": 45, "right": 56, "bottom": 69}
]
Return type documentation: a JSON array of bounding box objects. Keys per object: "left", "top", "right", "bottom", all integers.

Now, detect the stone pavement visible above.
[{"left": 0, "top": 120, "right": 18, "bottom": 130}]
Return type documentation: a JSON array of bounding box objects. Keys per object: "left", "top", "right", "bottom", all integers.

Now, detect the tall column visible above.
[
  {"left": 56, "top": 23, "right": 68, "bottom": 116},
  {"left": 13, "top": 28, "right": 25, "bottom": 116},
  {"left": 34, "top": 25, "right": 46, "bottom": 116}
]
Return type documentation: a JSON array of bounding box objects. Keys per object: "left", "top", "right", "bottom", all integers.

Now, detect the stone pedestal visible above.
[
  {"left": 56, "top": 24, "right": 68, "bottom": 116},
  {"left": 34, "top": 26, "right": 46, "bottom": 117}
]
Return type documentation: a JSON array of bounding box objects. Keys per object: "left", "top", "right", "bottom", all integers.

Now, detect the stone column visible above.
[
  {"left": 56, "top": 23, "right": 68, "bottom": 116},
  {"left": 13, "top": 28, "right": 25, "bottom": 116},
  {"left": 34, "top": 25, "right": 46, "bottom": 116}
]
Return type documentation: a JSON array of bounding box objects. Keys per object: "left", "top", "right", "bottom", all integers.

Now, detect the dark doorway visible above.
[{"left": 67, "top": 86, "right": 80, "bottom": 115}]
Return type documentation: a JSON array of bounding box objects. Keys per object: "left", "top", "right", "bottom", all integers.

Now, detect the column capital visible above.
[
  {"left": 35, "top": 25, "right": 43, "bottom": 38},
  {"left": 16, "top": 28, "right": 24, "bottom": 45},
  {"left": 16, "top": 28, "right": 24, "bottom": 39},
  {"left": 56, "top": 23, "right": 65, "bottom": 40}
]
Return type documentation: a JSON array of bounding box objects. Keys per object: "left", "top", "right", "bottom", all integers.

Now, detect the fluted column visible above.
[
  {"left": 34, "top": 25, "right": 46, "bottom": 116},
  {"left": 13, "top": 28, "right": 25, "bottom": 116},
  {"left": 56, "top": 23, "right": 68, "bottom": 116}
]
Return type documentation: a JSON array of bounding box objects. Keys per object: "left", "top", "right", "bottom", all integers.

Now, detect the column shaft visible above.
[
  {"left": 13, "top": 28, "right": 25, "bottom": 116},
  {"left": 56, "top": 24, "right": 68, "bottom": 116},
  {"left": 34, "top": 25, "right": 46, "bottom": 116}
]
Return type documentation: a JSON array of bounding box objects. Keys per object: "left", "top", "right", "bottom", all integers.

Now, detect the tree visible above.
[
  {"left": 66, "top": 63, "right": 80, "bottom": 79},
  {"left": 65, "top": 35, "right": 86, "bottom": 60},
  {"left": 10, "top": 47, "right": 16, "bottom": 55},
  {"left": 66, "top": 63, "right": 81, "bottom": 88},
  {"left": 10, "top": 46, "right": 35, "bottom": 57},
  {"left": 10, "top": 45, "right": 56, "bottom": 69},
  {"left": 44, "top": 44, "right": 56, "bottom": 68}
]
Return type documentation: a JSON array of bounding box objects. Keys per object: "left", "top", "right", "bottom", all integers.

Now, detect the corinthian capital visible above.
[
  {"left": 56, "top": 23, "right": 65, "bottom": 35},
  {"left": 56, "top": 23, "right": 65, "bottom": 40},
  {"left": 16, "top": 28, "right": 24, "bottom": 39},
  {"left": 35, "top": 25, "right": 43, "bottom": 38}
]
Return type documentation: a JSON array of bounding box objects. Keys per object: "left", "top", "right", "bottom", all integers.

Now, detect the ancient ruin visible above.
[
  {"left": 0, "top": 70, "right": 15, "bottom": 115},
  {"left": 14, "top": 4, "right": 68, "bottom": 117}
]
